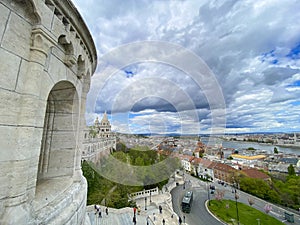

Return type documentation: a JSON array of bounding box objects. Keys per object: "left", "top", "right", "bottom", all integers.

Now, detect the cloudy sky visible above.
[{"left": 73, "top": 0, "right": 300, "bottom": 135}]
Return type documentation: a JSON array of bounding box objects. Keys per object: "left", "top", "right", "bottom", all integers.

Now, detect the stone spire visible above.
[
  {"left": 94, "top": 116, "right": 100, "bottom": 126},
  {"left": 101, "top": 111, "right": 109, "bottom": 125}
]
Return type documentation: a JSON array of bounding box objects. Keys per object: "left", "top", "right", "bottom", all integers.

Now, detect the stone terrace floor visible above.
[{"left": 86, "top": 193, "right": 184, "bottom": 225}]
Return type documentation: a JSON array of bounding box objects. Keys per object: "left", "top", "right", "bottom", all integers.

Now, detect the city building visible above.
[
  {"left": 231, "top": 154, "right": 267, "bottom": 168},
  {"left": 213, "top": 162, "right": 236, "bottom": 184}
]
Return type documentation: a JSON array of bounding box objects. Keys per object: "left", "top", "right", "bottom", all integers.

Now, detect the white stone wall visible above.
[
  {"left": 82, "top": 136, "right": 117, "bottom": 163},
  {"left": 0, "top": 0, "right": 97, "bottom": 224}
]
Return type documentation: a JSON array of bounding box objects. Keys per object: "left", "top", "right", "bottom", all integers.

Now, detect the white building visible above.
[{"left": 82, "top": 112, "right": 116, "bottom": 162}]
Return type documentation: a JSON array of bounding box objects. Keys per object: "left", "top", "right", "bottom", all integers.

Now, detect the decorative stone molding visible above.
[
  {"left": 30, "top": 26, "right": 56, "bottom": 64},
  {"left": 58, "top": 35, "right": 77, "bottom": 67},
  {"left": 65, "top": 54, "right": 77, "bottom": 67},
  {"left": 54, "top": 0, "right": 97, "bottom": 73}
]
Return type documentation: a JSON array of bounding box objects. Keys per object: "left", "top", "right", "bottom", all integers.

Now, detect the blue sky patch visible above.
[
  {"left": 286, "top": 42, "right": 300, "bottom": 59},
  {"left": 287, "top": 80, "right": 300, "bottom": 87},
  {"left": 291, "top": 101, "right": 300, "bottom": 106},
  {"left": 260, "top": 49, "right": 278, "bottom": 64}
]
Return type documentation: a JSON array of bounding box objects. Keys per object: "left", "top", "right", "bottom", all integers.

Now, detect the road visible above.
[
  {"left": 171, "top": 180, "right": 223, "bottom": 225},
  {"left": 171, "top": 174, "right": 300, "bottom": 225}
]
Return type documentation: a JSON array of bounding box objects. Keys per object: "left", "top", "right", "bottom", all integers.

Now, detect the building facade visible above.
[
  {"left": 0, "top": 0, "right": 97, "bottom": 224},
  {"left": 82, "top": 113, "right": 116, "bottom": 163}
]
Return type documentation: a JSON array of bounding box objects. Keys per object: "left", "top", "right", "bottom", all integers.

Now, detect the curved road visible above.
[
  {"left": 171, "top": 174, "right": 300, "bottom": 225},
  {"left": 171, "top": 181, "right": 223, "bottom": 225}
]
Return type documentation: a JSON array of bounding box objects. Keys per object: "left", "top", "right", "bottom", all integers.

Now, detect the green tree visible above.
[
  {"left": 113, "top": 151, "right": 128, "bottom": 163},
  {"left": 134, "top": 156, "right": 145, "bottom": 166},
  {"left": 287, "top": 164, "right": 296, "bottom": 176},
  {"left": 89, "top": 127, "right": 97, "bottom": 138}
]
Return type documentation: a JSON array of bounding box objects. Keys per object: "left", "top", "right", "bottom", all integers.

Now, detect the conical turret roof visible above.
[{"left": 101, "top": 111, "right": 109, "bottom": 124}]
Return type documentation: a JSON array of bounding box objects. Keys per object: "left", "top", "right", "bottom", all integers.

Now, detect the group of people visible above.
[
  {"left": 94, "top": 204, "right": 109, "bottom": 218},
  {"left": 133, "top": 204, "right": 169, "bottom": 225}
]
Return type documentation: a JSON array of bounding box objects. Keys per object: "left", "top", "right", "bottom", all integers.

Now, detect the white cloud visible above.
[{"left": 73, "top": 0, "right": 300, "bottom": 134}]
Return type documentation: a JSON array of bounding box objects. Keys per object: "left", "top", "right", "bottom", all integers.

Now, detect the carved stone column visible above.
[{"left": 30, "top": 26, "right": 56, "bottom": 65}]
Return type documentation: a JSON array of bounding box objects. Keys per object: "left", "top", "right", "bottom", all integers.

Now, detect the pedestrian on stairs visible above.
[{"left": 133, "top": 215, "right": 136, "bottom": 225}]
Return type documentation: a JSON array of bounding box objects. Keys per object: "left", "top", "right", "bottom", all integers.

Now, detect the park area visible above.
[{"left": 208, "top": 199, "right": 285, "bottom": 225}]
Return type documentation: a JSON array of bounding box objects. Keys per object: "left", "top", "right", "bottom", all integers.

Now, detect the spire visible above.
[
  {"left": 94, "top": 117, "right": 99, "bottom": 125},
  {"left": 100, "top": 111, "right": 110, "bottom": 126},
  {"left": 101, "top": 111, "right": 108, "bottom": 123}
]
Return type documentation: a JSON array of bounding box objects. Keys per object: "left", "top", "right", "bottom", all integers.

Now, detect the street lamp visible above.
[
  {"left": 207, "top": 182, "right": 211, "bottom": 206},
  {"left": 234, "top": 189, "right": 240, "bottom": 225},
  {"left": 145, "top": 197, "right": 147, "bottom": 210},
  {"left": 150, "top": 190, "right": 152, "bottom": 203}
]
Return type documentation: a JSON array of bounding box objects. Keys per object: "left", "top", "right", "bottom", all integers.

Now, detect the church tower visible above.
[{"left": 95, "top": 112, "right": 111, "bottom": 138}]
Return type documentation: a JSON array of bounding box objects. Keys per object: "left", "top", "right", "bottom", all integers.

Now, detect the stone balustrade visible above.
[{"left": 129, "top": 187, "right": 159, "bottom": 200}]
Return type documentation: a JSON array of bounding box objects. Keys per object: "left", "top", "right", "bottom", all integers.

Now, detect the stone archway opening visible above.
[{"left": 34, "top": 81, "right": 79, "bottom": 210}]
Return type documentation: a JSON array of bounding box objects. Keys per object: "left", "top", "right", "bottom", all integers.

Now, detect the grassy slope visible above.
[{"left": 208, "top": 200, "right": 285, "bottom": 225}]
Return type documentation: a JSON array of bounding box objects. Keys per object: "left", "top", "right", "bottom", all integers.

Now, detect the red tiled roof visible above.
[
  {"left": 201, "top": 159, "right": 214, "bottom": 168},
  {"left": 242, "top": 168, "right": 270, "bottom": 180},
  {"left": 179, "top": 155, "right": 194, "bottom": 162},
  {"left": 191, "top": 158, "right": 202, "bottom": 165},
  {"left": 213, "top": 162, "right": 235, "bottom": 172}
]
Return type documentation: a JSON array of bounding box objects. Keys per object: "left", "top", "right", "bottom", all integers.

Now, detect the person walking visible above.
[
  {"left": 159, "top": 205, "right": 162, "bottom": 214},
  {"left": 146, "top": 215, "right": 150, "bottom": 225},
  {"left": 94, "top": 204, "right": 99, "bottom": 214},
  {"left": 133, "top": 215, "right": 136, "bottom": 225},
  {"left": 179, "top": 216, "right": 182, "bottom": 225},
  {"left": 105, "top": 207, "right": 108, "bottom": 216},
  {"left": 162, "top": 218, "right": 165, "bottom": 225}
]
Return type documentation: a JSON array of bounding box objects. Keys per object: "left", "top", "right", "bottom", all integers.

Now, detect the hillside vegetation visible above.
[{"left": 82, "top": 144, "right": 180, "bottom": 208}]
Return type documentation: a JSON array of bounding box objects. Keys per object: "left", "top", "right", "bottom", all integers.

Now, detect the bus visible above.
[{"left": 181, "top": 191, "right": 193, "bottom": 213}]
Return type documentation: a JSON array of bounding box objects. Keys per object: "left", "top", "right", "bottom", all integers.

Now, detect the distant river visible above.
[{"left": 201, "top": 137, "right": 300, "bottom": 155}]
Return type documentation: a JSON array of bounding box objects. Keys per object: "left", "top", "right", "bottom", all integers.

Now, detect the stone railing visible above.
[{"left": 129, "top": 187, "right": 159, "bottom": 200}]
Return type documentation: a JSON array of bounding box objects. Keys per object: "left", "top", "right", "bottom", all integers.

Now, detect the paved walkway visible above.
[{"left": 86, "top": 192, "right": 187, "bottom": 225}]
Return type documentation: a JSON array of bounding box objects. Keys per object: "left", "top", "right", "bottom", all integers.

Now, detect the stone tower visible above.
[
  {"left": 0, "top": 0, "right": 97, "bottom": 224},
  {"left": 98, "top": 112, "right": 111, "bottom": 138}
]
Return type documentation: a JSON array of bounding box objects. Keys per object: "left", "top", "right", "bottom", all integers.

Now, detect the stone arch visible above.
[
  {"left": 35, "top": 81, "right": 79, "bottom": 205},
  {"left": 12, "top": 0, "right": 41, "bottom": 24},
  {"left": 77, "top": 55, "right": 86, "bottom": 79}
]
